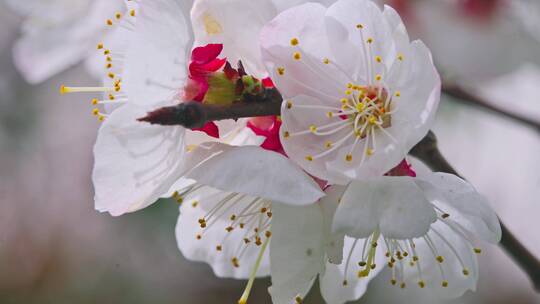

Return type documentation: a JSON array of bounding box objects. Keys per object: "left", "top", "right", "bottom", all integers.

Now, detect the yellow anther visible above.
[
  {"left": 225, "top": 226, "right": 234, "bottom": 232},
  {"left": 366, "top": 148, "right": 374, "bottom": 156},
  {"left": 91, "top": 98, "right": 98, "bottom": 105},
  {"left": 375, "top": 56, "right": 382, "bottom": 63},
  {"left": 191, "top": 201, "right": 199, "bottom": 208},
  {"left": 130, "top": 9, "right": 136, "bottom": 17},
  {"left": 290, "top": 38, "right": 299, "bottom": 46},
  {"left": 108, "top": 72, "right": 115, "bottom": 79},
  {"left": 400, "top": 283, "right": 406, "bottom": 289},
  {"left": 323, "top": 58, "right": 330, "bottom": 64},
  {"left": 375, "top": 74, "right": 382, "bottom": 81},
  {"left": 326, "top": 111, "right": 334, "bottom": 118},
  {"left": 367, "top": 37, "right": 373, "bottom": 44},
  {"left": 283, "top": 131, "right": 290, "bottom": 138},
  {"left": 196, "top": 234, "right": 202, "bottom": 240},
  {"left": 106, "top": 63, "right": 113, "bottom": 69},
  {"left": 413, "top": 256, "right": 419, "bottom": 262},
  {"left": 98, "top": 115, "right": 105, "bottom": 122},
  {"left": 356, "top": 23, "right": 364, "bottom": 29},
  {"left": 286, "top": 100, "right": 293, "bottom": 109},
  {"left": 356, "top": 102, "right": 365, "bottom": 112},
  {"left": 92, "top": 108, "right": 100, "bottom": 116},
  {"left": 230, "top": 214, "right": 237, "bottom": 221},
  {"left": 341, "top": 98, "right": 349, "bottom": 105},
  {"left": 368, "top": 116, "right": 377, "bottom": 124},
  {"left": 342, "top": 280, "right": 348, "bottom": 286},
  {"left": 295, "top": 296, "right": 303, "bottom": 304},
  {"left": 309, "top": 125, "right": 317, "bottom": 133},
  {"left": 345, "top": 154, "right": 353, "bottom": 162},
  {"left": 277, "top": 67, "right": 285, "bottom": 75},
  {"left": 345, "top": 90, "right": 352, "bottom": 95},
  {"left": 391, "top": 279, "right": 397, "bottom": 285},
  {"left": 216, "top": 245, "right": 222, "bottom": 251},
  {"left": 395, "top": 91, "right": 401, "bottom": 97},
  {"left": 436, "top": 256, "right": 444, "bottom": 263},
  {"left": 347, "top": 83, "right": 353, "bottom": 89},
  {"left": 358, "top": 261, "right": 367, "bottom": 267},
  {"left": 231, "top": 257, "right": 240, "bottom": 268},
  {"left": 442, "top": 281, "right": 449, "bottom": 288},
  {"left": 305, "top": 155, "right": 313, "bottom": 162},
  {"left": 265, "top": 231, "right": 272, "bottom": 238},
  {"left": 397, "top": 53, "right": 404, "bottom": 61},
  {"left": 418, "top": 281, "right": 425, "bottom": 288},
  {"left": 106, "top": 19, "right": 113, "bottom": 26},
  {"left": 293, "top": 52, "right": 301, "bottom": 60},
  {"left": 462, "top": 268, "right": 470, "bottom": 276},
  {"left": 325, "top": 141, "right": 333, "bottom": 149},
  {"left": 441, "top": 213, "right": 450, "bottom": 219},
  {"left": 97, "top": 43, "right": 104, "bottom": 50},
  {"left": 474, "top": 248, "right": 482, "bottom": 254},
  {"left": 176, "top": 197, "right": 183, "bottom": 204},
  {"left": 106, "top": 56, "right": 112, "bottom": 62},
  {"left": 115, "top": 12, "right": 122, "bottom": 19}
]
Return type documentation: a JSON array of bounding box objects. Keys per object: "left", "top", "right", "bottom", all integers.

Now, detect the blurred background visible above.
[{"left": 0, "top": 0, "right": 539, "bottom": 303}]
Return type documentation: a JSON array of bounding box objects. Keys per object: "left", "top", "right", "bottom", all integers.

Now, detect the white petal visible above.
[
  {"left": 93, "top": 104, "right": 186, "bottom": 216},
  {"left": 123, "top": 0, "right": 192, "bottom": 106},
  {"left": 333, "top": 177, "right": 437, "bottom": 239},
  {"left": 319, "top": 185, "right": 347, "bottom": 264},
  {"left": 176, "top": 188, "right": 270, "bottom": 279},
  {"left": 184, "top": 143, "right": 325, "bottom": 205},
  {"left": 269, "top": 202, "right": 325, "bottom": 304},
  {"left": 191, "top": 0, "right": 277, "bottom": 77},
  {"left": 320, "top": 237, "right": 386, "bottom": 304},
  {"left": 260, "top": 3, "right": 349, "bottom": 101},
  {"left": 416, "top": 173, "right": 502, "bottom": 244},
  {"left": 386, "top": 40, "right": 441, "bottom": 151}
]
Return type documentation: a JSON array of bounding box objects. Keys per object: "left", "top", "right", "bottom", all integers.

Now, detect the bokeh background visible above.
[{"left": 0, "top": 1, "right": 539, "bottom": 303}]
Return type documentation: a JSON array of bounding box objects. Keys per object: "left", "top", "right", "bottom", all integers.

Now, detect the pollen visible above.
[
  {"left": 375, "top": 56, "right": 382, "bottom": 63},
  {"left": 474, "top": 248, "right": 482, "bottom": 254},
  {"left": 309, "top": 125, "right": 317, "bottom": 133},
  {"left": 366, "top": 148, "right": 374, "bottom": 156},
  {"left": 97, "top": 43, "right": 104, "bottom": 50},
  {"left": 367, "top": 37, "right": 373, "bottom": 44},
  {"left": 277, "top": 67, "right": 285, "bottom": 76},
  {"left": 326, "top": 111, "right": 334, "bottom": 118},
  {"left": 356, "top": 102, "right": 365, "bottom": 112},
  {"left": 356, "top": 23, "right": 364, "bottom": 29},
  {"left": 293, "top": 52, "right": 302, "bottom": 60},
  {"left": 395, "top": 91, "right": 401, "bottom": 97},
  {"left": 216, "top": 245, "right": 222, "bottom": 251},
  {"left": 305, "top": 155, "right": 314, "bottom": 162},
  {"left": 290, "top": 38, "right": 299, "bottom": 46},
  {"left": 92, "top": 109, "right": 100, "bottom": 116},
  {"left": 375, "top": 74, "right": 382, "bottom": 81},
  {"left": 295, "top": 296, "right": 303, "bottom": 304},
  {"left": 106, "top": 19, "right": 113, "bottom": 26},
  {"left": 130, "top": 9, "right": 136, "bottom": 17},
  {"left": 418, "top": 281, "right": 425, "bottom": 288},
  {"left": 323, "top": 58, "right": 330, "bottom": 64},
  {"left": 442, "top": 281, "right": 449, "bottom": 288},
  {"left": 436, "top": 256, "right": 444, "bottom": 263},
  {"left": 325, "top": 141, "right": 333, "bottom": 149},
  {"left": 397, "top": 53, "right": 404, "bottom": 61},
  {"left": 115, "top": 12, "right": 122, "bottom": 20},
  {"left": 283, "top": 131, "right": 290, "bottom": 138},
  {"left": 286, "top": 100, "right": 293, "bottom": 109},
  {"left": 345, "top": 154, "right": 353, "bottom": 162},
  {"left": 341, "top": 98, "right": 349, "bottom": 105},
  {"left": 462, "top": 268, "right": 470, "bottom": 276}
]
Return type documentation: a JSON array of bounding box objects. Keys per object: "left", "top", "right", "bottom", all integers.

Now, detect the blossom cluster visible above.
[{"left": 57, "top": 0, "right": 501, "bottom": 303}]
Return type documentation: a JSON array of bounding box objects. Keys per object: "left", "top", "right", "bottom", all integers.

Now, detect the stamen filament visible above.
[{"left": 238, "top": 233, "right": 271, "bottom": 304}]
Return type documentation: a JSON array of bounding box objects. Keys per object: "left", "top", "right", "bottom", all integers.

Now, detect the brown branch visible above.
[
  {"left": 411, "top": 131, "right": 540, "bottom": 292},
  {"left": 443, "top": 84, "right": 540, "bottom": 132},
  {"left": 138, "top": 88, "right": 282, "bottom": 127}
]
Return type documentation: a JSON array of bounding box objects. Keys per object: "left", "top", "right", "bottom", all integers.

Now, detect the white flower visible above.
[
  {"left": 5, "top": 0, "right": 125, "bottom": 83},
  {"left": 190, "top": 0, "right": 336, "bottom": 78},
  {"left": 391, "top": 0, "right": 540, "bottom": 82},
  {"left": 175, "top": 142, "right": 324, "bottom": 279},
  {"left": 260, "top": 0, "right": 441, "bottom": 184},
  {"left": 270, "top": 172, "right": 501, "bottom": 303}
]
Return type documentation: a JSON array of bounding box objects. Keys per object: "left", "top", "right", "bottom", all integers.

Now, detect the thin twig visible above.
[
  {"left": 411, "top": 131, "right": 540, "bottom": 292},
  {"left": 443, "top": 84, "right": 540, "bottom": 132}
]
